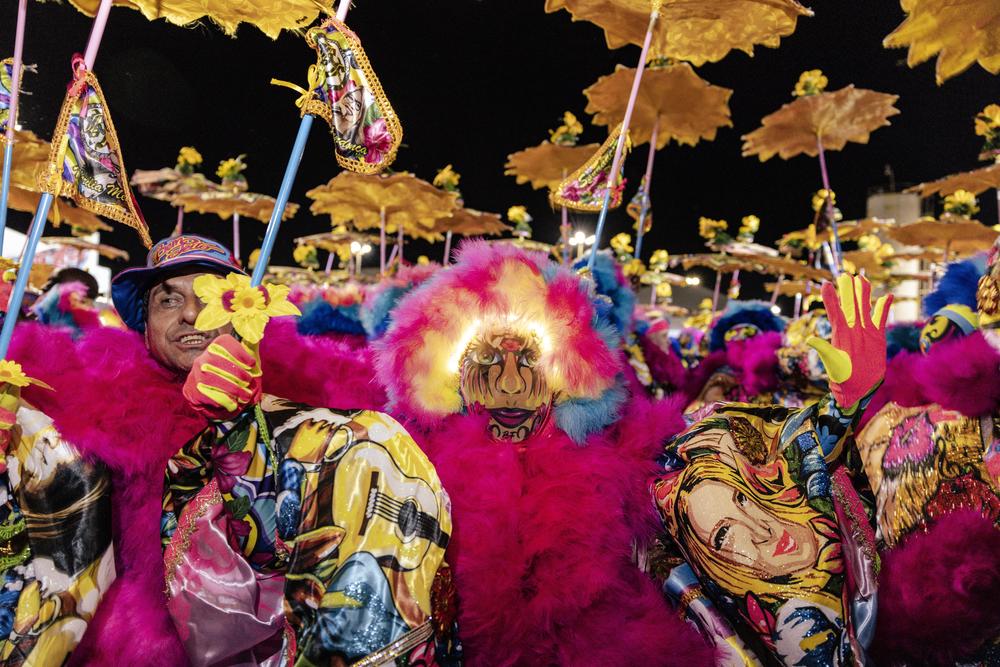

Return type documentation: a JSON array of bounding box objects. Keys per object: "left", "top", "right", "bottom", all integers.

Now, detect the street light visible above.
[
  {"left": 568, "top": 230, "right": 596, "bottom": 260},
  {"left": 685, "top": 274, "right": 701, "bottom": 286}
]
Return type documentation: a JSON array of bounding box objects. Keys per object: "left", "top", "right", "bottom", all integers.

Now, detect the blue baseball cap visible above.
[{"left": 111, "top": 235, "right": 246, "bottom": 332}]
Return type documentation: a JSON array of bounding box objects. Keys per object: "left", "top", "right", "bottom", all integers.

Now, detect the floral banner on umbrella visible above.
[
  {"left": 0, "top": 58, "right": 17, "bottom": 139},
  {"left": 37, "top": 62, "right": 151, "bottom": 247},
  {"left": 549, "top": 123, "right": 629, "bottom": 212},
  {"left": 627, "top": 176, "right": 652, "bottom": 233},
  {"left": 303, "top": 18, "right": 403, "bottom": 174}
]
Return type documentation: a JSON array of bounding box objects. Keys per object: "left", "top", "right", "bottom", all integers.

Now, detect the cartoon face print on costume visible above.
[
  {"left": 653, "top": 398, "right": 875, "bottom": 665},
  {"left": 459, "top": 327, "right": 553, "bottom": 442}
]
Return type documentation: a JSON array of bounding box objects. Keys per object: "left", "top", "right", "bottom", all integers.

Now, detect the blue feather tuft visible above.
[
  {"left": 296, "top": 299, "right": 366, "bottom": 337},
  {"left": 708, "top": 301, "right": 785, "bottom": 352},
  {"left": 554, "top": 378, "right": 628, "bottom": 444},
  {"left": 923, "top": 256, "right": 987, "bottom": 317},
  {"left": 886, "top": 323, "right": 922, "bottom": 359},
  {"left": 573, "top": 252, "right": 635, "bottom": 341}
]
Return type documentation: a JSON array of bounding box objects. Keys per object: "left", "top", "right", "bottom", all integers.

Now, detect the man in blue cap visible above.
[{"left": 0, "top": 235, "right": 458, "bottom": 666}]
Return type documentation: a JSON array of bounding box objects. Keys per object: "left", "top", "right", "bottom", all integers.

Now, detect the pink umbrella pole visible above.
[
  {"left": 633, "top": 118, "right": 660, "bottom": 259},
  {"left": 816, "top": 137, "right": 842, "bottom": 274},
  {"left": 443, "top": 230, "right": 453, "bottom": 263},
  {"left": 335, "top": 0, "right": 351, "bottom": 21},
  {"left": 397, "top": 224, "right": 404, "bottom": 263},
  {"left": 711, "top": 271, "right": 722, "bottom": 313},
  {"left": 172, "top": 206, "right": 184, "bottom": 236},
  {"left": 586, "top": 2, "right": 660, "bottom": 270},
  {"left": 0, "top": 0, "right": 29, "bottom": 251},
  {"left": 325, "top": 251, "right": 335, "bottom": 274},
  {"left": 560, "top": 205, "right": 570, "bottom": 264},
  {"left": 232, "top": 212, "right": 241, "bottom": 260},
  {"left": 379, "top": 206, "right": 386, "bottom": 275},
  {"left": 770, "top": 274, "right": 784, "bottom": 305}
]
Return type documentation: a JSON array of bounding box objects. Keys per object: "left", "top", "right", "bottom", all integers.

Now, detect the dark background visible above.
[{"left": 2, "top": 0, "right": 996, "bottom": 299}]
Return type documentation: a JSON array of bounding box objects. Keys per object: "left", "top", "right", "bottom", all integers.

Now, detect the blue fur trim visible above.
[
  {"left": 296, "top": 299, "right": 366, "bottom": 337},
  {"left": 554, "top": 378, "right": 627, "bottom": 444},
  {"left": 573, "top": 252, "right": 635, "bottom": 340},
  {"left": 886, "top": 323, "right": 922, "bottom": 359},
  {"left": 923, "top": 256, "right": 987, "bottom": 317},
  {"left": 361, "top": 284, "right": 410, "bottom": 340},
  {"left": 708, "top": 301, "right": 786, "bottom": 352}
]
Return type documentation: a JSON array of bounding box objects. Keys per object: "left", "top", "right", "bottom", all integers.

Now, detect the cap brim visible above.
[{"left": 111, "top": 256, "right": 247, "bottom": 332}]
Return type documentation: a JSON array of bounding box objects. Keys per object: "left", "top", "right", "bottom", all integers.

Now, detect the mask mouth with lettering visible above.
[{"left": 459, "top": 328, "right": 554, "bottom": 442}]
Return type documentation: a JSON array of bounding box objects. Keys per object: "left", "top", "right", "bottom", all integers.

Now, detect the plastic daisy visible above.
[{"left": 193, "top": 273, "right": 301, "bottom": 344}]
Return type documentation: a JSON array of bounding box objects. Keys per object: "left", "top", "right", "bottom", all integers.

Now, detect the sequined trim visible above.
[
  {"left": 350, "top": 620, "right": 434, "bottom": 667},
  {"left": 163, "top": 479, "right": 223, "bottom": 592}
]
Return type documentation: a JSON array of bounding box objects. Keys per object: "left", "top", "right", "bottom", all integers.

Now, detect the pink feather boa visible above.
[
  {"left": 873, "top": 510, "right": 1000, "bottom": 665},
  {"left": 860, "top": 332, "right": 1000, "bottom": 430},
  {"left": 407, "top": 391, "right": 714, "bottom": 666},
  {"left": 7, "top": 318, "right": 389, "bottom": 665}
]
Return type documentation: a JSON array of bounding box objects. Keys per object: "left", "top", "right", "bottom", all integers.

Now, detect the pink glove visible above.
[
  {"left": 807, "top": 273, "right": 893, "bottom": 407},
  {"left": 182, "top": 334, "right": 262, "bottom": 421}
]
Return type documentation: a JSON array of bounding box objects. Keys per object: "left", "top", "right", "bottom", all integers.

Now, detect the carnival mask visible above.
[{"left": 459, "top": 328, "right": 553, "bottom": 442}]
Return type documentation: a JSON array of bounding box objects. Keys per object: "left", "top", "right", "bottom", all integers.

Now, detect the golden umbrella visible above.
[
  {"left": 906, "top": 163, "right": 1000, "bottom": 199},
  {"left": 1, "top": 129, "right": 112, "bottom": 234},
  {"left": 432, "top": 207, "right": 511, "bottom": 263},
  {"left": 884, "top": 214, "right": 999, "bottom": 258},
  {"left": 673, "top": 252, "right": 832, "bottom": 282},
  {"left": 307, "top": 171, "right": 457, "bottom": 274},
  {"left": 743, "top": 71, "right": 900, "bottom": 269},
  {"left": 504, "top": 141, "right": 600, "bottom": 190},
  {"left": 584, "top": 61, "right": 733, "bottom": 258},
  {"left": 545, "top": 0, "right": 813, "bottom": 66},
  {"left": 778, "top": 217, "right": 894, "bottom": 253},
  {"left": 131, "top": 147, "right": 217, "bottom": 235},
  {"left": 884, "top": 0, "right": 1000, "bottom": 84},
  {"left": 67, "top": 0, "right": 323, "bottom": 39},
  {"left": 294, "top": 229, "right": 380, "bottom": 276},
  {"left": 39, "top": 235, "right": 129, "bottom": 261}
]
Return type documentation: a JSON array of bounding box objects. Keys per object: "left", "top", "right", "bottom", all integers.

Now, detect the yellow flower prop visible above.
[
  {"left": 247, "top": 248, "right": 261, "bottom": 270},
  {"left": 177, "top": 146, "right": 203, "bottom": 169},
  {"left": 812, "top": 189, "right": 835, "bottom": 212},
  {"left": 433, "top": 164, "right": 462, "bottom": 193},
  {"left": 193, "top": 273, "right": 301, "bottom": 345},
  {"left": 793, "top": 69, "right": 828, "bottom": 97},
  {"left": 550, "top": 111, "right": 584, "bottom": 146},
  {"left": 417, "top": 255, "right": 430, "bottom": 265},
  {"left": 293, "top": 244, "right": 320, "bottom": 269},
  {"left": 649, "top": 249, "right": 670, "bottom": 271},
  {"left": 0, "top": 360, "right": 53, "bottom": 391},
  {"left": 975, "top": 104, "right": 1000, "bottom": 137},
  {"left": 698, "top": 217, "right": 728, "bottom": 241},
  {"left": 656, "top": 282, "right": 673, "bottom": 298},
  {"left": 507, "top": 205, "right": 532, "bottom": 225},
  {"left": 610, "top": 232, "right": 634, "bottom": 257},
  {"left": 739, "top": 214, "right": 760, "bottom": 241},
  {"left": 216, "top": 155, "right": 248, "bottom": 182},
  {"left": 943, "top": 189, "right": 980, "bottom": 216},
  {"left": 622, "top": 258, "right": 646, "bottom": 278}
]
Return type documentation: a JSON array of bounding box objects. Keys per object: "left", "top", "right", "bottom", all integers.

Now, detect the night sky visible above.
[{"left": 2, "top": 1, "right": 997, "bottom": 300}]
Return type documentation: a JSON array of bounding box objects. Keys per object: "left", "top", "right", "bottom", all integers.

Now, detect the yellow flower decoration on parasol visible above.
[
  {"left": 0, "top": 359, "right": 53, "bottom": 390},
  {"left": 545, "top": 0, "right": 813, "bottom": 66},
  {"left": 583, "top": 62, "right": 732, "bottom": 150},
  {"left": 1, "top": 129, "right": 112, "bottom": 234},
  {"left": 884, "top": 0, "right": 1000, "bottom": 84},
  {"left": 192, "top": 273, "right": 300, "bottom": 345},
  {"left": 67, "top": 0, "right": 322, "bottom": 39},
  {"left": 942, "top": 189, "right": 979, "bottom": 217}
]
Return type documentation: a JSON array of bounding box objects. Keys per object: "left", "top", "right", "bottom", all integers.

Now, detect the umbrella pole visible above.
[
  {"left": 325, "top": 251, "right": 335, "bottom": 274},
  {"left": 650, "top": 284, "right": 657, "bottom": 306},
  {"left": 711, "top": 271, "right": 722, "bottom": 314},
  {"left": 172, "top": 207, "right": 184, "bottom": 237},
  {"left": 816, "top": 137, "right": 843, "bottom": 274},
  {"left": 634, "top": 118, "right": 659, "bottom": 260},
  {"left": 561, "top": 206, "right": 570, "bottom": 265},
  {"left": 0, "top": 0, "right": 29, "bottom": 253},
  {"left": 250, "top": 114, "right": 314, "bottom": 287},
  {"left": 794, "top": 292, "right": 803, "bottom": 319},
  {"left": 355, "top": 252, "right": 362, "bottom": 276},
  {"left": 397, "top": 224, "right": 404, "bottom": 264},
  {"left": 0, "top": 0, "right": 112, "bottom": 357},
  {"left": 770, "top": 274, "right": 784, "bottom": 306},
  {"left": 379, "top": 205, "right": 386, "bottom": 275},
  {"left": 587, "top": 2, "right": 660, "bottom": 271},
  {"left": 232, "top": 212, "right": 240, "bottom": 261},
  {"left": 443, "top": 230, "right": 452, "bottom": 264}
]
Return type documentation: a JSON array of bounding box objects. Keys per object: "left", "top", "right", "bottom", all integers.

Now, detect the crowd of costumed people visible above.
[{"left": 0, "top": 0, "right": 998, "bottom": 666}]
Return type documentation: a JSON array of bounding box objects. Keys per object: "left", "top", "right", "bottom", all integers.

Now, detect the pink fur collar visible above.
[{"left": 861, "top": 332, "right": 1000, "bottom": 429}]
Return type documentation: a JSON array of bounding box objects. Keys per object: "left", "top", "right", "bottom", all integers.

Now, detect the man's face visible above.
[{"left": 145, "top": 271, "right": 232, "bottom": 373}]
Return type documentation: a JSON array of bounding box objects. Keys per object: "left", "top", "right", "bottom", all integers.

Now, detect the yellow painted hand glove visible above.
[
  {"left": 182, "top": 334, "right": 262, "bottom": 421},
  {"left": 806, "top": 273, "right": 893, "bottom": 407}
]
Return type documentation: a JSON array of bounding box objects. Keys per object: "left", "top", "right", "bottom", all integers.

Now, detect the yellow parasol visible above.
[
  {"left": 131, "top": 148, "right": 217, "bottom": 236},
  {"left": 505, "top": 141, "right": 600, "bottom": 190},
  {"left": 1, "top": 129, "right": 112, "bottom": 234},
  {"left": 778, "top": 217, "right": 894, "bottom": 254},
  {"left": 39, "top": 235, "right": 130, "bottom": 261},
  {"left": 545, "top": 0, "right": 813, "bottom": 66},
  {"left": 884, "top": 214, "right": 999, "bottom": 258},
  {"left": 906, "top": 163, "right": 1000, "bottom": 199},
  {"left": 307, "top": 171, "right": 458, "bottom": 273},
  {"left": 432, "top": 208, "right": 510, "bottom": 237},
  {"left": 67, "top": 0, "right": 323, "bottom": 39},
  {"left": 584, "top": 62, "right": 733, "bottom": 150},
  {"left": 672, "top": 252, "right": 832, "bottom": 282},
  {"left": 884, "top": 0, "right": 1000, "bottom": 84}
]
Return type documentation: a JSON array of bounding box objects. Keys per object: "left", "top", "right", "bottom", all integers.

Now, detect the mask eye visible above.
[
  {"left": 472, "top": 349, "right": 500, "bottom": 365},
  {"left": 712, "top": 524, "right": 731, "bottom": 551},
  {"left": 519, "top": 350, "right": 538, "bottom": 368}
]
